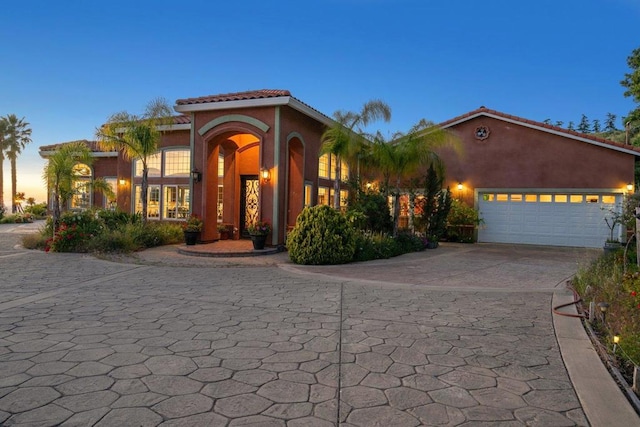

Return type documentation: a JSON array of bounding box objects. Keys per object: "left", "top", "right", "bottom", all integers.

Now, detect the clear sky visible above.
[{"left": 2, "top": 0, "right": 639, "bottom": 204}]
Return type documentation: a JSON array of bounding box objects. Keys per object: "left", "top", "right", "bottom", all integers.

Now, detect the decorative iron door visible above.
[{"left": 240, "top": 175, "right": 259, "bottom": 237}]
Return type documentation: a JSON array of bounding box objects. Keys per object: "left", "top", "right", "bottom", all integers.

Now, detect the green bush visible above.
[
  {"left": 24, "top": 203, "right": 47, "bottom": 218},
  {"left": 446, "top": 199, "right": 482, "bottom": 243},
  {"left": 288, "top": 205, "right": 357, "bottom": 265},
  {"left": 97, "top": 209, "right": 138, "bottom": 231},
  {"left": 352, "top": 231, "right": 424, "bottom": 262},
  {"left": 348, "top": 191, "right": 393, "bottom": 233}
]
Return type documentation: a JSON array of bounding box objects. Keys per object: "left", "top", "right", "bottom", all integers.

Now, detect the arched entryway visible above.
[{"left": 201, "top": 131, "right": 262, "bottom": 241}]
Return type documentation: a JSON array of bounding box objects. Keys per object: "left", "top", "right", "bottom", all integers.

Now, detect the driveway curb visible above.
[{"left": 553, "top": 290, "right": 640, "bottom": 426}]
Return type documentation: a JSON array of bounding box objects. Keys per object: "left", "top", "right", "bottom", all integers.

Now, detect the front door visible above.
[{"left": 240, "top": 175, "right": 259, "bottom": 237}]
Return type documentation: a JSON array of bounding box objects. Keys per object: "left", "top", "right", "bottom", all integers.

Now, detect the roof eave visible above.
[{"left": 38, "top": 150, "right": 118, "bottom": 159}]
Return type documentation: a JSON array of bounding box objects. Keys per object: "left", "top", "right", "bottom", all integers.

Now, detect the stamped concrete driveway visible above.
[{"left": 0, "top": 225, "right": 600, "bottom": 426}]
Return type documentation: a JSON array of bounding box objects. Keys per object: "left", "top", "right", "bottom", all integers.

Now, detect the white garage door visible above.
[{"left": 477, "top": 192, "right": 622, "bottom": 248}]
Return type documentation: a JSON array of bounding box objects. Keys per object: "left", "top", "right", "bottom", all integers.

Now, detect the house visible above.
[
  {"left": 40, "top": 90, "right": 349, "bottom": 246},
  {"left": 433, "top": 107, "right": 639, "bottom": 248},
  {"left": 39, "top": 92, "right": 640, "bottom": 249}
]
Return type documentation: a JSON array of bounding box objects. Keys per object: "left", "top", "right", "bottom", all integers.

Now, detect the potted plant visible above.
[
  {"left": 182, "top": 214, "right": 203, "bottom": 245},
  {"left": 247, "top": 219, "right": 271, "bottom": 250},
  {"left": 217, "top": 223, "right": 230, "bottom": 240}
]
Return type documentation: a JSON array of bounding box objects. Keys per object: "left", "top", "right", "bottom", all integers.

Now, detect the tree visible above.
[
  {"left": 567, "top": 121, "right": 575, "bottom": 131},
  {"left": 621, "top": 47, "right": 640, "bottom": 104},
  {"left": 320, "top": 100, "right": 391, "bottom": 209},
  {"left": 364, "top": 119, "right": 458, "bottom": 236},
  {"left": 577, "top": 114, "right": 590, "bottom": 134},
  {"left": 3, "top": 114, "right": 32, "bottom": 213},
  {"left": 605, "top": 113, "right": 618, "bottom": 132},
  {"left": 592, "top": 119, "right": 601, "bottom": 133},
  {"left": 0, "top": 118, "right": 6, "bottom": 210},
  {"left": 97, "top": 98, "right": 173, "bottom": 222},
  {"left": 43, "top": 141, "right": 94, "bottom": 232},
  {"left": 554, "top": 120, "right": 564, "bottom": 128}
]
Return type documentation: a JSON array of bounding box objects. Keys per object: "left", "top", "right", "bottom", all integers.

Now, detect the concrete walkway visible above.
[{"left": 0, "top": 224, "right": 638, "bottom": 426}]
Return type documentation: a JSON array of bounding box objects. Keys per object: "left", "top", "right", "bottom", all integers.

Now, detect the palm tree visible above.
[
  {"left": 3, "top": 115, "right": 32, "bottom": 213},
  {"left": 43, "top": 141, "right": 94, "bottom": 231},
  {"left": 364, "top": 119, "right": 459, "bottom": 236},
  {"left": 320, "top": 100, "right": 391, "bottom": 209},
  {"left": 96, "top": 98, "right": 173, "bottom": 221},
  {"left": 0, "top": 117, "right": 7, "bottom": 210}
]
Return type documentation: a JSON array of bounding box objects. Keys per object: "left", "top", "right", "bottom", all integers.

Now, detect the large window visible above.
[
  {"left": 318, "top": 154, "right": 329, "bottom": 178},
  {"left": 164, "top": 149, "right": 190, "bottom": 177},
  {"left": 104, "top": 177, "right": 117, "bottom": 209},
  {"left": 304, "top": 183, "right": 313, "bottom": 207},
  {"left": 217, "top": 153, "right": 224, "bottom": 222},
  {"left": 330, "top": 154, "right": 337, "bottom": 180},
  {"left": 134, "top": 153, "right": 161, "bottom": 177},
  {"left": 340, "top": 160, "right": 349, "bottom": 181},
  {"left": 135, "top": 185, "right": 161, "bottom": 219},
  {"left": 70, "top": 163, "right": 92, "bottom": 210},
  {"left": 164, "top": 186, "right": 190, "bottom": 219},
  {"left": 318, "top": 187, "right": 329, "bottom": 205}
]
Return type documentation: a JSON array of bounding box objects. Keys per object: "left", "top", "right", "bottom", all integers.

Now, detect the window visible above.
[
  {"left": 330, "top": 154, "right": 337, "bottom": 180},
  {"left": 164, "top": 186, "right": 190, "bottom": 219},
  {"left": 586, "top": 195, "right": 599, "bottom": 203},
  {"left": 104, "top": 177, "right": 117, "bottom": 208},
  {"left": 318, "top": 187, "right": 329, "bottom": 205},
  {"left": 218, "top": 153, "right": 225, "bottom": 178},
  {"left": 340, "top": 160, "right": 349, "bottom": 181},
  {"left": 510, "top": 194, "right": 523, "bottom": 202},
  {"left": 539, "top": 195, "right": 552, "bottom": 203},
  {"left": 304, "top": 183, "right": 313, "bottom": 207},
  {"left": 318, "top": 154, "right": 329, "bottom": 178},
  {"left": 340, "top": 190, "right": 349, "bottom": 210},
  {"left": 496, "top": 194, "right": 508, "bottom": 202},
  {"left": 570, "top": 195, "right": 583, "bottom": 203},
  {"left": 217, "top": 185, "right": 224, "bottom": 222},
  {"left": 602, "top": 195, "right": 616, "bottom": 204},
  {"left": 555, "top": 195, "right": 567, "bottom": 203},
  {"left": 70, "top": 163, "right": 92, "bottom": 210},
  {"left": 135, "top": 185, "right": 161, "bottom": 219},
  {"left": 134, "top": 153, "right": 161, "bottom": 177},
  {"left": 483, "top": 194, "right": 495, "bottom": 202},
  {"left": 164, "top": 149, "right": 190, "bottom": 177},
  {"left": 525, "top": 194, "right": 537, "bottom": 202}
]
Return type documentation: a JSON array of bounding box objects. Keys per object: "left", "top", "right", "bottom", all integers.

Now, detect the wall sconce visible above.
[
  {"left": 627, "top": 183, "right": 634, "bottom": 192},
  {"left": 260, "top": 167, "right": 270, "bottom": 182},
  {"left": 119, "top": 179, "right": 126, "bottom": 186},
  {"left": 191, "top": 170, "right": 202, "bottom": 183},
  {"left": 457, "top": 183, "right": 463, "bottom": 191}
]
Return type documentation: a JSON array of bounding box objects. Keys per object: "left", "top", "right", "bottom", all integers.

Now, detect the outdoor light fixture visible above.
[
  {"left": 191, "top": 170, "right": 202, "bottom": 183},
  {"left": 119, "top": 179, "right": 126, "bottom": 186},
  {"left": 627, "top": 183, "right": 634, "bottom": 192},
  {"left": 613, "top": 334, "right": 620, "bottom": 354},
  {"left": 598, "top": 301, "right": 610, "bottom": 325},
  {"left": 260, "top": 167, "right": 270, "bottom": 182},
  {"left": 457, "top": 183, "right": 463, "bottom": 191}
]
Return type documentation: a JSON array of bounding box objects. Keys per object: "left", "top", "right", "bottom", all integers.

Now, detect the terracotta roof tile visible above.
[
  {"left": 39, "top": 140, "right": 105, "bottom": 153},
  {"left": 440, "top": 107, "right": 640, "bottom": 154},
  {"left": 173, "top": 114, "right": 191, "bottom": 124},
  {"left": 176, "top": 89, "right": 291, "bottom": 105}
]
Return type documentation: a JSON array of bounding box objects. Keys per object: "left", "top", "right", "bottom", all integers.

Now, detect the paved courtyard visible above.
[{"left": 0, "top": 223, "right": 611, "bottom": 426}]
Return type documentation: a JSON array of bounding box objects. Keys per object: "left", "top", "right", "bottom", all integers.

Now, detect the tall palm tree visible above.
[
  {"left": 3, "top": 115, "right": 32, "bottom": 213},
  {"left": 43, "top": 141, "right": 94, "bottom": 232},
  {"left": 320, "top": 100, "right": 391, "bottom": 209},
  {"left": 96, "top": 98, "right": 173, "bottom": 222},
  {"left": 0, "top": 117, "right": 7, "bottom": 211},
  {"left": 364, "top": 119, "right": 459, "bottom": 236}
]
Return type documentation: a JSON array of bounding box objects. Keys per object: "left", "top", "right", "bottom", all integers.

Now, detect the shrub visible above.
[
  {"left": 97, "top": 209, "right": 137, "bottom": 231},
  {"left": 352, "top": 231, "right": 424, "bottom": 262},
  {"left": 288, "top": 205, "right": 357, "bottom": 265},
  {"left": 21, "top": 232, "right": 48, "bottom": 250},
  {"left": 446, "top": 199, "right": 482, "bottom": 242},
  {"left": 24, "top": 203, "right": 47, "bottom": 218},
  {"left": 347, "top": 191, "right": 393, "bottom": 233}
]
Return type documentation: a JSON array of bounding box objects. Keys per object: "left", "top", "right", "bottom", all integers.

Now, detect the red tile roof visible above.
[
  {"left": 39, "top": 140, "right": 105, "bottom": 153},
  {"left": 176, "top": 89, "right": 292, "bottom": 105},
  {"left": 173, "top": 114, "right": 191, "bottom": 124},
  {"left": 440, "top": 106, "right": 640, "bottom": 154}
]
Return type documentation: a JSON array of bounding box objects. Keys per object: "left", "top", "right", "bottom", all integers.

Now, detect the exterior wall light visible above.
[
  {"left": 457, "top": 183, "right": 463, "bottom": 191},
  {"left": 261, "top": 167, "right": 270, "bottom": 182},
  {"left": 191, "top": 170, "right": 202, "bottom": 183},
  {"left": 627, "top": 183, "right": 634, "bottom": 192},
  {"left": 119, "top": 179, "right": 126, "bottom": 186}
]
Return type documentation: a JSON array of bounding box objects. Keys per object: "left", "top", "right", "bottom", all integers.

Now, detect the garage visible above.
[{"left": 477, "top": 191, "right": 622, "bottom": 248}]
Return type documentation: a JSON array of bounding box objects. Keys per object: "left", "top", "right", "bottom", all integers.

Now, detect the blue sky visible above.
[{"left": 2, "top": 0, "right": 639, "bottom": 203}]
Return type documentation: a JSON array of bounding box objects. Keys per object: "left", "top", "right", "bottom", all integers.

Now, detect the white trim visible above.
[
  {"left": 174, "top": 96, "right": 335, "bottom": 127},
  {"left": 443, "top": 112, "right": 640, "bottom": 156},
  {"left": 157, "top": 123, "right": 191, "bottom": 131}
]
